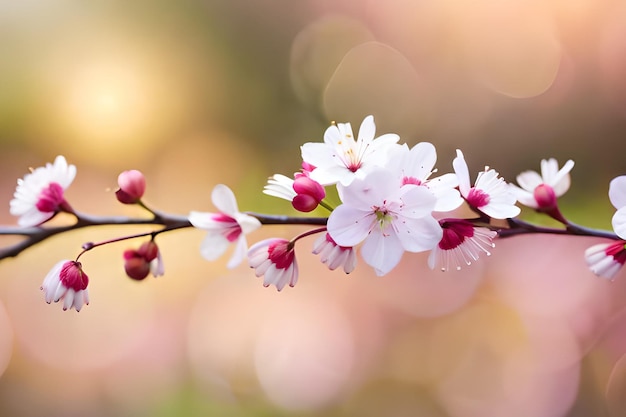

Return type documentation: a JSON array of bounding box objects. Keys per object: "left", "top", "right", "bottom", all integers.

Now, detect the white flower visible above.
[
  {"left": 312, "top": 232, "right": 357, "bottom": 273},
  {"left": 511, "top": 158, "right": 575, "bottom": 209},
  {"left": 327, "top": 168, "right": 442, "bottom": 276},
  {"left": 10, "top": 155, "right": 77, "bottom": 227},
  {"left": 387, "top": 142, "right": 463, "bottom": 212},
  {"left": 585, "top": 241, "right": 626, "bottom": 280},
  {"left": 248, "top": 238, "right": 298, "bottom": 290},
  {"left": 41, "top": 260, "right": 90, "bottom": 312},
  {"left": 453, "top": 149, "right": 520, "bottom": 219},
  {"left": 427, "top": 219, "right": 497, "bottom": 271},
  {"left": 189, "top": 184, "right": 261, "bottom": 269},
  {"left": 301, "top": 115, "right": 400, "bottom": 186}
]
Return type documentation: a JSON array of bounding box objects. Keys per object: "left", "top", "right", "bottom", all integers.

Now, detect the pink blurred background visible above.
[{"left": 1, "top": 1, "right": 626, "bottom": 416}]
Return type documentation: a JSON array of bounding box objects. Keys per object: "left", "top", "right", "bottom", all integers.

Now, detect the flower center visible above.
[
  {"left": 439, "top": 220, "right": 475, "bottom": 250},
  {"left": 466, "top": 187, "right": 490, "bottom": 208},
  {"left": 533, "top": 184, "right": 557, "bottom": 210},
  {"left": 402, "top": 176, "right": 422, "bottom": 186},
  {"left": 36, "top": 182, "right": 65, "bottom": 212},
  {"left": 210, "top": 213, "right": 242, "bottom": 242},
  {"left": 268, "top": 241, "right": 295, "bottom": 269}
]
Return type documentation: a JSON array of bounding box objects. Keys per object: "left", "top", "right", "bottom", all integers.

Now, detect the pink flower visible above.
[
  {"left": 312, "top": 233, "right": 357, "bottom": 273},
  {"left": 248, "top": 238, "right": 298, "bottom": 290},
  {"left": 189, "top": 184, "right": 261, "bottom": 268},
  {"left": 453, "top": 149, "right": 520, "bottom": 219},
  {"left": 123, "top": 240, "right": 164, "bottom": 280},
  {"left": 427, "top": 219, "right": 497, "bottom": 271},
  {"left": 41, "top": 260, "right": 90, "bottom": 312},
  {"left": 10, "top": 155, "right": 76, "bottom": 227},
  {"left": 116, "top": 169, "right": 146, "bottom": 204}
]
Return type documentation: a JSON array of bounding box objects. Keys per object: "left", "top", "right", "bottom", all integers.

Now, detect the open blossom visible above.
[
  {"left": 453, "top": 149, "right": 520, "bottom": 219},
  {"left": 387, "top": 142, "right": 463, "bottom": 212},
  {"left": 585, "top": 176, "right": 626, "bottom": 279},
  {"left": 301, "top": 115, "right": 400, "bottom": 186},
  {"left": 10, "top": 155, "right": 76, "bottom": 227},
  {"left": 510, "top": 158, "right": 575, "bottom": 210},
  {"left": 427, "top": 219, "right": 497, "bottom": 271},
  {"left": 41, "top": 260, "right": 90, "bottom": 312},
  {"left": 248, "top": 238, "right": 298, "bottom": 290},
  {"left": 312, "top": 232, "right": 357, "bottom": 273},
  {"left": 327, "top": 168, "right": 442, "bottom": 276},
  {"left": 189, "top": 184, "right": 261, "bottom": 268}
]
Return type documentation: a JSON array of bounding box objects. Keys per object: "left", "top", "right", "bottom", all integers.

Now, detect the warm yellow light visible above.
[{"left": 63, "top": 60, "right": 150, "bottom": 144}]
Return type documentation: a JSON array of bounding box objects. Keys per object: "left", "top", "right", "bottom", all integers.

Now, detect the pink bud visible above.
[
  {"left": 533, "top": 184, "right": 557, "bottom": 210},
  {"left": 291, "top": 175, "right": 325, "bottom": 212},
  {"left": 116, "top": 170, "right": 146, "bottom": 204}
]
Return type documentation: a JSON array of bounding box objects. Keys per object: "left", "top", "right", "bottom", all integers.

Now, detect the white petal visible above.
[
  {"left": 199, "top": 233, "right": 230, "bottom": 261},
  {"left": 211, "top": 184, "right": 239, "bottom": 216},
  {"left": 452, "top": 149, "right": 471, "bottom": 196},
  {"left": 226, "top": 236, "right": 248, "bottom": 269},
  {"left": 394, "top": 215, "right": 442, "bottom": 253},
  {"left": 360, "top": 229, "right": 404, "bottom": 276},
  {"left": 516, "top": 170, "right": 543, "bottom": 192},
  {"left": 550, "top": 159, "right": 574, "bottom": 196},
  {"left": 609, "top": 176, "right": 626, "bottom": 210},
  {"left": 327, "top": 205, "right": 375, "bottom": 247},
  {"left": 613, "top": 207, "right": 626, "bottom": 240}
]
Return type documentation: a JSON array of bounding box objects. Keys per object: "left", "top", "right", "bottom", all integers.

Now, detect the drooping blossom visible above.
[
  {"left": 123, "top": 240, "right": 164, "bottom": 280},
  {"left": 453, "top": 149, "right": 520, "bottom": 219},
  {"left": 116, "top": 169, "right": 146, "bottom": 204},
  {"left": 387, "top": 142, "right": 463, "bottom": 212},
  {"left": 301, "top": 115, "right": 400, "bottom": 186},
  {"left": 10, "top": 155, "right": 77, "bottom": 227},
  {"left": 248, "top": 238, "right": 298, "bottom": 290},
  {"left": 510, "top": 158, "right": 574, "bottom": 209},
  {"left": 585, "top": 176, "right": 626, "bottom": 279},
  {"left": 189, "top": 184, "right": 261, "bottom": 268},
  {"left": 41, "top": 260, "right": 90, "bottom": 312},
  {"left": 312, "top": 232, "right": 357, "bottom": 273},
  {"left": 585, "top": 241, "right": 626, "bottom": 280},
  {"left": 327, "top": 168, "right": 442, "bottom": 276},
  {"left": 427, "top": 219, "right": 497, "bottom": 271}
]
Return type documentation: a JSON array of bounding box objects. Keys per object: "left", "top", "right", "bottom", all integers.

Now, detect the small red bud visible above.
[{"left": 124, "top": 257, "right": 150, "bottom": 280}]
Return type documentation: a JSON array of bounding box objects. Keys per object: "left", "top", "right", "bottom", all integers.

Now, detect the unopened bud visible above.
[{"left": 116, "top": 170, "right": 146, "bottom": 204}]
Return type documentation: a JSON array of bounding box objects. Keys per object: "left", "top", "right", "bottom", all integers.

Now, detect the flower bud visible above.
[
  {"left": 291, "top": 175, "right": 325, "bottom": 212},
  {"left": 123, "top": 252, "right": 150, "bottom": 281},
  {"left": 116, "top": 170, "right": 146, "bottom": 204},
  {"left": 533, "top": 184, "right": 557, "bottom": 211}
]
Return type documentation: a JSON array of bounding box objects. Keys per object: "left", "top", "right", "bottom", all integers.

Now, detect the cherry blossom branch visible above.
[
  {"left": 7, "top": 116, "right": 626, "bottom": 312},
  {"left": 497, "top": 218, "right": 619, "bottom": 240},
  {"left": 0, "top": 211, "right": 329, "bottom": 261}
]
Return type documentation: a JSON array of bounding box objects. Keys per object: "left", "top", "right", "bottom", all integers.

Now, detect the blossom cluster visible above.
[{"left": 4, "top": 115, "right": 626, "bottom": 312}]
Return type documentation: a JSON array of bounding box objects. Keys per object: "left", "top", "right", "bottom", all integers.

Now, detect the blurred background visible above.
[{"left": 1, "top": 0, "right": 626, "bottom": 416}]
